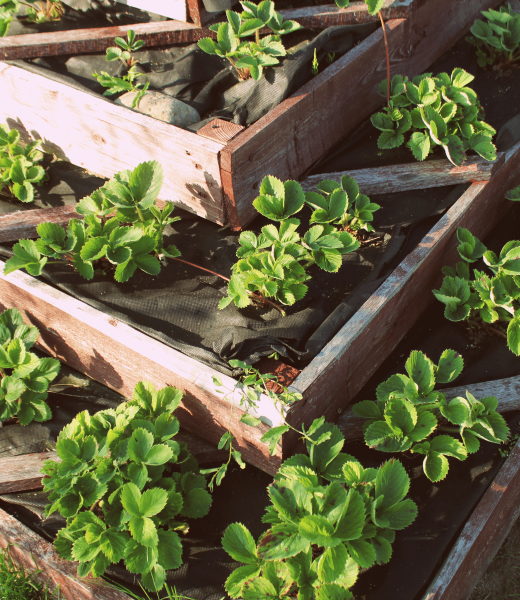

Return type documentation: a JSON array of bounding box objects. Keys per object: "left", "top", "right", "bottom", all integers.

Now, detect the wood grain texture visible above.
[
  {"left": 0, "top": 21, "right": 214, "bottom": 60},
  {"left": 278, "top": 0, "right": 415, "bottom": 28},
  {"left": 301, "top": 155, "right": 504, "bottom": 196},
  {"left": 0, "top": 451, "right": 57, "bottom": 494},
  {"left": 0, "top": 63, "right": 226, "bottom": 224},
  {"left": 422, "top": 437, "right": 520, "bottom": 600},
  {"left": 117, "top": 0, "right": 187, "bottom": 21},
  {"left": 221, "top": 0, "right": 503, "bottom": 229},
  {"left": 0, "top": 206, "right": 79, "bottom": 243},
  {"left": 197, "top": 119, "right": 245, "bottom": 143},
  {"left": 187, "top": 0, "right": 210, "bottom": 26},
  {"left": 284, "top": 139, "right": 520, "bottom": 450},
  {"left": 0, "top": 507, "right": 132, "bottom": 600},
  {"left": 338, "top": 375, "right": 520, "bottom": 441},
  {"left": 0, "top": 263, "right": 284, "bottom": 475}
]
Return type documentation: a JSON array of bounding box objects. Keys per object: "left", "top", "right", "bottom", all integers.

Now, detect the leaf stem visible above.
[{"left": 378, "top": 10, "right": 391, "bottom": 107}]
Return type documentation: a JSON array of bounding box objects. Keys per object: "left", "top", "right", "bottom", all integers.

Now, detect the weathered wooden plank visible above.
[
  {"left": 197, "top": 119, "right": 245, "bottom": 144},
  {"left": 0, "top": 262, "right": 283, "bottom": 475},
  {"left": 220, "top": 0, "right": 503, "bottom": 229},
  {"left": 278, "top": 0, "right": 415, "bottom": 27},
  {"left": 0, "top": 206, "right": 79, "bottom": 243},
  {"left": 0, "top": 63, "right": 226, "bottom": 225},
  {"left": 187, "top": 0, "right": 210, "bottom": 26},
  {"left": 284, "top": 140, "right": 520, "bottom": 449},
  {"left": 338, "top": 375, "right": 520, "bottom": 441},
  {"left": 117, "top": 0, "right": 187, "bottom": 21},
  {"left": 422, "top": 437, "right": 520, "bottom": 600},
  {"left": 0, "top": 21, "right": 213, "bottom": 60},
  {"left": 301, "top": 155, "right": 504, "bottom": 196},
  {"left": 0, "top": 507, "right": 132, "bottom": 600},
  {"left": 0, "top": 451, "right": 57, "bottom": 494}
]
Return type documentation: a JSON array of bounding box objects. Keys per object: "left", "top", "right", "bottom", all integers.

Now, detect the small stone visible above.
[{"left": 115, "top": 91, "right": 201, "bottom": 129}]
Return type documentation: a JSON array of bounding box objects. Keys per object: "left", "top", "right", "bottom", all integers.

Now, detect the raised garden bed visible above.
[{"left": 0, "top": 0, "right": 500, "bottom": 228}]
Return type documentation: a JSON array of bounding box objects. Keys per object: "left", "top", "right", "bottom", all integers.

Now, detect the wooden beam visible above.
[
  {"left": 338, "top": 375, "right": 520, "bottom": 441},
  {"left": 196, "top": 119, "right": 245, "bottom": 144},
  {"left": 300, "top": 155, "right": 504, "bottom": 196},
  {"left": 0, "top": 451, "right": 57, "bottom": 494},
  {"left": 221, "top": 0, "right": 504, "bottom": 229},
  {"left": 0, "top": 206, "right": 78, "bottom": 243},
  {"left": 422, "top": 437, "right": 520, "bottom": 599},
  {"left": 0, "top": 21, "right": 213, "bottom": 61},
  {"left": 0, "top": 507, "right": 132, "bottom": 600}
]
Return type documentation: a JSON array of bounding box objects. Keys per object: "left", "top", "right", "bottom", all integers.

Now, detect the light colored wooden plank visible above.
[
  {"left": 0, "top": 451, "right": 58, "bottom": 494},
  {"left": 0, "top": 21, "right": 212, "bottom": 60},
  {"left": 197, "top": 119, "right": 245, "bottom": 144},
  {"left": 422, "top": 437, "right": 520, "bottom": 599},
  {"left": 221, "top": 0, "right": 503, "bottom": 229},
  {"left": 283, "top": 138, "right": 520, "bottom": 449},
  {"left": 338, "top": 375, "right": 520, "bottom": 441},
  {"left": 301, "top": 155, "right": 503, "bottom": 196},
  {"left": 0, "top": 63, "right": 226, "bottom": 224},
  {"left": 116, "top": 0, "right": 187, "bottom": 21},
  {"left": 0, "top": 206, "right": 78, "bottom": 243},
  {"left": 0, "top": 507, "right": 132, "bottom": 600},
  {"left": 0, "top": 260, "right": 283, "bottom": 475}
]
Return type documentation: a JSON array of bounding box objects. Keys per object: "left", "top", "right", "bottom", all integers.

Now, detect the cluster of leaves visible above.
[
  {"left": 222, "top": 418, "right": 417, "bottom": 599},
  {"left": 93, "top": 30, "right": 150, "bottom": 109},
  {"left": 198, "top": 1, "right": 300, "bottom": 81},
  {"left": 4, "top": 160, "right": 181, "bottom": 283},
  {"left": 433, "top": 227, "right": 520, "bottom": 356},
  {"left": 0, "top": 0, "right": 62, "bottom": 35},
  {"left": 0, "top": 124, "right": 48, "bottom": 203},
  {"left": 334, "top": 0, "right": 384, "bottom": 15},
  {"left": 42, "top": 381, "right": 212, "bottom": 592},
  {"left": 353, "top": 349, "right": 509, "bottom": 481},
  {"left": 371, "top": 68, "right": 497, "bottom": 166},
  {"left": 220, "top": 176, "right": 363, "bottom": 311},
  {"left": 468, "top": 5, "right": 520, "bottom": 69},
  {"left": 0, "top": 308, "right": 60, "bottom": 426},
  {"left": 0, "top": 0, "right": 17, "bottom": 36}
]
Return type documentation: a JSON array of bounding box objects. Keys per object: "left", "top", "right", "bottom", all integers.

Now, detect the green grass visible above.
[{"left": 0, "top": 545, "right": 58, "bottom": 600}]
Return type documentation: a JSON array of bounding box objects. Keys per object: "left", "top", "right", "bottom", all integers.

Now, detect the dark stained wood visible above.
[
  {"left": 422, "top": 437, "right": 520, "bottom": 599},
  {"left": 338, "top": 374, "right": 520, "bottom": 441},
  {"left": 0, "top": 21, "right": 214, "bottom": 60},
  {"left": 196, "top": 119, "right": 246, "bottom": 144},
  {"left": 284, "top": 139, "right": 520, "bottom": 450},
  {"left": 0, "top": 206, "right": 78, "bottom": 243},
  {"left": 220, "top": 0, "right": 503, "bottom": 230},
  {"left": 0, "top": 451, "right": 57, "bottom": 494},
  {"left": 187, "top": 0, "right": 209, "bottom": 26},
  {"left": 301, "top": 154, "right": 504, "bottom": 196},
  {"left": 0, "top": 507, "right": 132, "bottom": 599}
]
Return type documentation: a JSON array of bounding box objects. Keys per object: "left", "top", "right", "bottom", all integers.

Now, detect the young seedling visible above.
[
  {"left": 434, "top": 226, "right": 520, "bottom": 356},
  {"left": 353, "top": 348, "right": 509, "bottom": 481},
  {"left": 42, "top": 381, "right": 212, "bottom": 592},
  {"left": 0, "top": 123, "right": 48, "bottom": 203},
  {"left": 222, "top": 418, "right": 417, "bottom": 599},
  {"left": 468, "top": 5, "right": 520, "bottom": 70},
  {"left": 0, "top": 308, "right": 60, "bottom": 426},
  {"left": 198, "top": 1, "right": 300, "bottom": 81},
  {"left": 371, "top": 69, "right": 497, "bottom": 166},
  {"left": 93, "top": 30, "right": 150, "bottom": 108},
  {"left": 23, "top": 0, "right": 62, "bottom": 22}
]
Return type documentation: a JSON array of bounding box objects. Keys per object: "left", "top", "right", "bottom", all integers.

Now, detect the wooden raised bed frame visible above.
[{"left": 0, "top": 0, "right": 500, "bottom": 229}]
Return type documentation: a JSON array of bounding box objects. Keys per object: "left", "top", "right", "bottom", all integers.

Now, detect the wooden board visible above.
[
  {"left": 0, "top": 206, "right": 78, "bottom": 243},
  {"left": 0, "top": 63, "right": 226, "bottom": 224},
  {"left": 221, "top": 0, "right": 504, "bottom": 229},
  {"left": 0, "top": 451, "right": 57, "bottom": 494},
  {"left": 301, "top": 155, "right": 504, "bottom": 196},
  {"left": 422, "top": 437, "right": 520, "bottom": 599},
  {"left": 117, "top": 0, "right": 187, "bottom": 21},
  {"left": 0, "top": 507, "right": 132, "bottom": 600}
]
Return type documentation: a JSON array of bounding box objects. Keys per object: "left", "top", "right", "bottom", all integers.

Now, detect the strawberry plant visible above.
[
  {"left": 468, "top": 5, "right": 520, "bottom": 70},
  {"left": 0, "top": 0, "right": 18, "bottom": 35},
  {"left": 0, "top": 308, "right": 60, "bottom": 426},
  {"left": 353, "top": 349, "right": 509, "bottom": 481},
  {"left": 222, "top": 418, "right": 417, "bottom": 598},
  {"left": 42, "top": 381, "right": 212, "bottom": 592},
  {"left": 93, "top": 30, "right": 150, "bottom": 108},
  {"left": 0, "top": 123, "right": 48, "bottom": 203},
  {"left": 23, "top": 0, "right": 62, "bottom": 22},
  {"left": 371, "top": 69, "right": 497, "bottom": 166},
  {"left": 4, "top": 161, "right": 181, "bottom": 283},
  {"left": 198, "top": 1, "right": 300, "bottom": 81},
  {"left": 433, "top": 227, "right": 520, "bottom": 356},
  {"left": 219, "top": 176, "right": 361, "bottom": 312}
]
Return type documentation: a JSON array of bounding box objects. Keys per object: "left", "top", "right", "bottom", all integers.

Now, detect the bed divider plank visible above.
[
  {"left": 284, "top": 139, "right": 520, "bottom": 450},
  {"left": 0, "top": 452, "right": 58, "bottom": 494},
  {"left": 221, "top": 0, "right": 503, "bottom": 229},
  {"left": 422, "top": 437, "right": 520, "bottom": 600},
  {"left": 0, "top": 206, "right": 78, "bottom": 243},
  {"left": 0, "top": 507, "right": 132, "bottom": 600}
]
